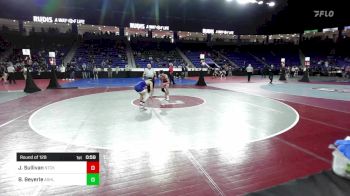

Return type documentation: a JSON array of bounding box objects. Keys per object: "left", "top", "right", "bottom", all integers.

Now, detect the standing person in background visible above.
[
  {"left": 101, "top": 60, "right": 106, "bottom": 69},
  {"left": 0, "top": 65, "right": 3, "bottom": 82},
  {"left": 180, "top": 65, "right": 186, "bottom": 79},
  {"left": 345, "top": 65, "right": 350, "bottom": 78},
  {"left": 115, "top": 66, "right": 120, "bottom": 78},
  {"left": 87, "top": 62, "right": 93, "bottom": 79},
  {"left": 263, "top": 65, "right": 269, "bottom": 78},
  {"left": 107, "top": 65, "right": 112, "bottom": 78},
  {"left": 295, "top": 66, "right": 299, "bottom": 77},
  {"left": 228, "top": 65, "right": 233, "bottom": 77},
  {"left": 125, "top": 64, "right": 130, "bottom": 78},
  {"left": 81, "top": 62, "right": 87, "bottom": 79},
  {"left": 168, "top": 63, "right": 176, "bottom": 85},
  {"left": 69, "top": 64, "right": 75, "bottom": 81},
  {"left": 246, "top": 64, "right": 253, "bottom": 82},
  {"left": 64, "top": 63, "right": 70, "bottom": 80},
  {"left": 268, "top": 64, "right": 274, "bottom": 84},
  {"left": 224, "top": 64, "right": 229, "bottom": 77},
  {"left": 219, "top": 66, "right": 226, "bottom": 79},
  {"left": 7, "top": 64, "right": 16, "bottom": 84},
  {"left": 59, "top": 64, "right": 65, "bottom": 78},
  {"left": 286, "top": 66, "right": 290, "bottom": 78},
  {"left": 290, "top": 66, "right": 295, "bottom": 78},
  {"left": 260, "top": 67, "right": 264, "bottom": 78},
  {"left": 22, "top": 65, "right": 27, "bottom": 80},
  {"left": 93, "top": 65, "right": 98, "bottom": 80},
  {"left": 184, "top": 65, "right": 188, "bottom": 78}
]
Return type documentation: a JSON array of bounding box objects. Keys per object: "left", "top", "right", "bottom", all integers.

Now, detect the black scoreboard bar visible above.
[{"left": 17, "top": 153, "right": 99, "bottom": 161}]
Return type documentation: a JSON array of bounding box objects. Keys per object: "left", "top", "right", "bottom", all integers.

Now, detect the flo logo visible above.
[{"left": 314, "top": 10, "right": 334, "bottom": 17}]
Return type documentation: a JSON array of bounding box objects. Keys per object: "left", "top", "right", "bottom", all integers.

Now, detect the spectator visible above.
[
  {"left": 290, "top": 66, "right": 295, "bottom": 78},
  {"left": 23, "top": 65, "right": 27, "bottom": 80},
  {"left": 82, "top": 63, "right": 87, "bottom": 79},
  {"left": 64, "top": 64, "right": 70, "bottom": 80},
  {"left": 184, "top": 65, "right": 188, "bottom": 78},
  {"left": 68, "top": 64, "right": 75, "bottom": 80},
  {"left": 344, "top": 65, "right": 350, "bottom": 78},
  {"left": 87, "top": 62, "right": 92, "bottom": 79},
  {"left": 294, "top": 66, "right": 299, "bottom": 77},
  {"left": 57, "top": 64, "right": 64, "bottom": 77},
  {"left": 228, "top": 65, "right": 233, "bottom": 77},
  {"left": 107, "top": 65, "right": 112, "bottom": 78},
  {"left": 115, "top": 66, "right": 120, "bottom": 77},
  {"left": 260, "top": 67, "right": 264, "bottom": 78},
  {"left": 93, "top": 65, "right": 99, "bottom": 80},
  {"left": 15, "top": 61, "right": 21, "bottom": 69}
]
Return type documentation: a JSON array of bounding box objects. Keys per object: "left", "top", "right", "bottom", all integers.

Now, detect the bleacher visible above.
[
  {"left": 272, "top": 45, "right": 301, "bottom": 66},
  {"left": 179, "top": 43, "right": 226, "bottom": 68},
  {"left": 131, "top": 40, "right": 183, "bottom": 68},
  {"left": 73, "top": 34, "right": 127, "bottom": 68},
  {"left": 0, "top": 35, "right": 10, "bottom": 55},
  {"left": 224, "top": 50, "right": 262, "bottom": 68},
  {"left": 249, "top": 47, "right": 280, "bottom": 67},
  {"left": 301, "top": 37, "right": 335, "bottom": 67},
  {"left": 0, "top": 26, "right": 349, "bottom": 77},
  {"left": 249, "top": 45, "right": 301, "bottom": 67},
  {"left": 2, "top": 30, "right": 74, "bottom": 71}
]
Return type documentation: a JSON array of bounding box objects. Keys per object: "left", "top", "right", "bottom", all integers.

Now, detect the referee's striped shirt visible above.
[{"left": 144, "top": 68, "right": 155, "bottom": 79}]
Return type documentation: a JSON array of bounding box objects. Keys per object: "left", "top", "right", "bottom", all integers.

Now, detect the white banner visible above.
[
  {"left": 33, "top": 16, "right": 85, "bottom": 24},
  {"left": 322, "top": 27, "right": 338, "bottom": 33},
  {"left": 22, "top": 49, "right": 30, "bottom": 56},
  {"left": 49, "top": 52, "right": 56, "bottom": 58},
  {"left": 202, "top": 29, "right": 214, "bottom": 34},
  {"left": 215, "top": 30, "right": 234, "bottom": 35},
  {"left": 130, "top": 23, "right": 169, "bottom": 30}
]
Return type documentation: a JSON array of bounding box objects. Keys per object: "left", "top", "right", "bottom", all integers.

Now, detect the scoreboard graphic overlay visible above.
[{"left": 16, "top": 153, "right": 99, "bottom": 186}]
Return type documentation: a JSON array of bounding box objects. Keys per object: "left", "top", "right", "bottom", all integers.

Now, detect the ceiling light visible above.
[
  {"left": 267, "top": 2, "right": 275, "bottom": 7},
  {"left": 237, "top": 0, "right": 249, "bottom": 4}
]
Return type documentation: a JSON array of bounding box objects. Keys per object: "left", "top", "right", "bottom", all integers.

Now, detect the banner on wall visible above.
[
  {"left": 305, "top": 57, "right": 310, "bottom": 66},
  {"left": 49, "top": 52, "right": 56, "bottom": 66},
  {"left": 281, "top": 58, "right": 285, "bottom": 67},
  {"left": 33, "top": 16, "right": 85, "bottom": 24},
  {"left": 129, "top": 23, "right": 169, "bottom": 30}
]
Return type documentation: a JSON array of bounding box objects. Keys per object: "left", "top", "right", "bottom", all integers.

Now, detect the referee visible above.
[
  {"left": 143, "top": 63, "right": 156, "bottom": 91},
  {"left": 246, "top": 64, "right": 253, "bottom": 82}
]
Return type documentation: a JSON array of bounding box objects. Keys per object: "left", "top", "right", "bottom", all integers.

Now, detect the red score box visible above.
[{"left": 87, "top": 161, "right": 99, "bottom": 174}]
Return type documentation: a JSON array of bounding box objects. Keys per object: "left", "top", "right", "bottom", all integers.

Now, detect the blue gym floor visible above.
[{"left": 61, "top": 78, "right": 197, "bottom": 88}]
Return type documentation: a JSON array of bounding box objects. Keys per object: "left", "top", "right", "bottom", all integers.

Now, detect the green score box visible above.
[{"left": 87, "top": 173, "right": 99, "bottom": 186}]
